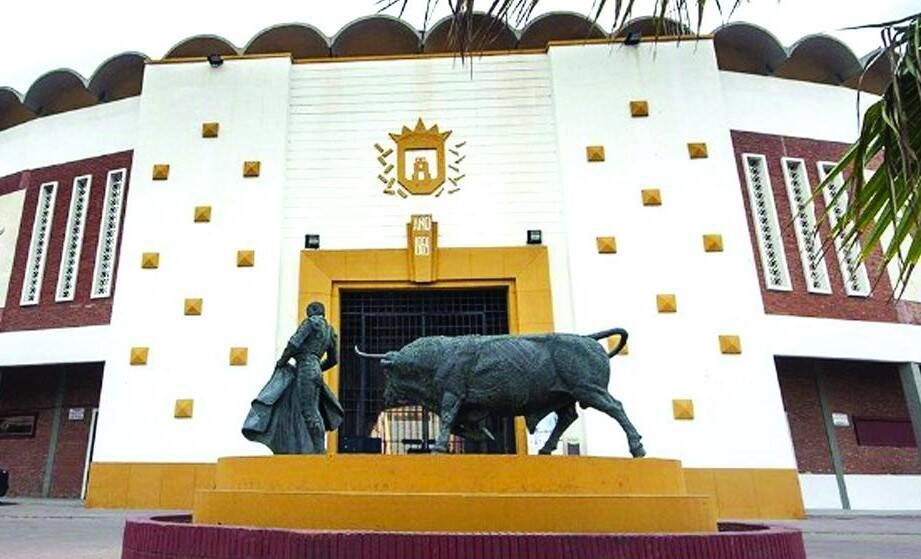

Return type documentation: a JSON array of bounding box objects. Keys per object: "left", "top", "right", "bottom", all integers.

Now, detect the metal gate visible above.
[{"left": 338, "top": 289, "right": 516, "bottom": 454}]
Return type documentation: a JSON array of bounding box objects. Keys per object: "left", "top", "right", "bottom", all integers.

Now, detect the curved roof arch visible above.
[
  {"left": 24, "top": 68, "right": 96, "bottom": 116},
  {"left": 775, "top": 34, "right": 862, "bottom": 85},
  {"left": 164, "top": 34, "right": 239, "bottom": 59},
  {"left": 88, "top": 52, "right": 148, "bottom": 102},
  {"left": 518, "top": 11, "right": 606, "bottom": 49},
  {"left": 331, "top": 15, "right": 420, "bottom": 57},
  {"left": 713, "top": 22, "right": 787, "bottom": 75},
  {"left": 0, "top": 87, "right": 35, "bottom": 131},
  {"left": 423, "top": 12, "right": 518, "bottom": 53},
  {"left": 844, "top": 48, "right": 892, "bottom": 95},
  {"left": 615, "top": 16, "right": 692, "bottom": 38},
  {"left": 245, "top": 23, "right": 330, "bottom": 58}
]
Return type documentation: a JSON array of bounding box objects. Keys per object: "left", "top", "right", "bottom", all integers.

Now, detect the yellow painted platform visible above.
[
  {"left": 213, "top": 454, "right": 687, "bottom": 494},
  {"left": 194, "top": 490, "right": 716, "bottom": 533},
  {"left": 193, "top": 454, "right": 719, "bottom": 533}
]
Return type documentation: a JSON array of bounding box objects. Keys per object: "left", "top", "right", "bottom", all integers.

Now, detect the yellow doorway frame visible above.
[{"left": 299, "top": 245, "right": 554, "bottom": 455}]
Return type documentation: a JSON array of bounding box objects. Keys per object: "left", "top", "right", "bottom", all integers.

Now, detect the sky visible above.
[{"left": 0, "top": 1, "right": 917, "bottom": 93}]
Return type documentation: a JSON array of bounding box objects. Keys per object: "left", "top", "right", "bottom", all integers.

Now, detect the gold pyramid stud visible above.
[
  {"left": 184, "top": 298, "right": 203, "bottom": 316},
  {"left": 629, "top": 100, "right": 649, "bottom": 117},
  {"left": 202, "top": 122, "right": 220, "bottom": 138},
  {"left": 141, "top": 252, "right": 160, "bottom": 269},
  {"left": 688, "top": 143, "right": 709, "bottom": 159},
  {"left": 152, "top": 164, "right": 170, "bottom": 180},
  {"left": 586, "top": 146, "right": 605, "bottom": 162},
  {"left": 607, "top": 336, "right": 628, "bottom": 355},
  {"left": 174, "top": 399, "right": 194, "bottom": 419},
  {"left": 236, "top": 250, "right": 255, "bottom": 267},
  {"left": 129, "top": 347, "right": 149, "bottom": 366},
  {"left": 703, "top": 234, "right": 724, "bottom": 253},
  {"left": 656, "top": 294, "right": 677, "bottom": 313},
  {"left": 673, "top": 399, "right": 694, "bottom": 420},
  {"left": 243, "top": 161, "right": 261, "bottom": 177},
  {"left": 719, "top": 335, "right": 742, "bottom": 354},
  {"left": 229, "top": 347, "right": 248, "bottom": 366},
  {"left": 642, "top": 188, "right": 662, "bottom": 206},
  {"left": 596, "top": 236, "right": 617, "bottom": 254},
  {"left": 194, "top": 206, "right": 211, "bottom": 223}
]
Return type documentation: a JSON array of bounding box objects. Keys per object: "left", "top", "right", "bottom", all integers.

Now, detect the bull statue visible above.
[{"left": 355, "top": 328, "right": 645, "bottom": 457}]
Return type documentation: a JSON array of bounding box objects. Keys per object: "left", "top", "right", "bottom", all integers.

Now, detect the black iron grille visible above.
[{"left": 338, "top": 288, "right": 515, "bottom": 454}]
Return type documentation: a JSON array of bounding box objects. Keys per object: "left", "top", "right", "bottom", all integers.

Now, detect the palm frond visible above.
[
  {"left": 379, "top": 0, "right": 747, "bottom": 57},
  {"left": 817, "top": 15, "right": 921, "bottom": 297}
]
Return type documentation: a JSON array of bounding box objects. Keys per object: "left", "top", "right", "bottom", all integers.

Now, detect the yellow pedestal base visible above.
[{"left": 193, "top": 454, "right": 719, "bottom": 534}]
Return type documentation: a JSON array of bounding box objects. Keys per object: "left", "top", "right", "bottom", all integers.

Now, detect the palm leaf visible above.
[
  {"left": 816, "top": 16, "right": 921, "bottom": 297},
  {"left": 379, "top": 1, "right": 747, "bottom": 54}
]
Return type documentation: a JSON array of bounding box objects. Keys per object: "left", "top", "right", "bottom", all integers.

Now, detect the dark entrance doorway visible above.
[{"left": 338, "top": 288, "right": 516, "bottom": 454}]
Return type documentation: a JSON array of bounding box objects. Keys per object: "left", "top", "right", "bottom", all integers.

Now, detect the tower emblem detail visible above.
[{"left": 376, "top": 119, "right": 466, "bottom": 197}]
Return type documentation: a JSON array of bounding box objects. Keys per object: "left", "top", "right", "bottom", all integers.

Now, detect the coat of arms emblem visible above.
[{"left": 376, "top": 119, "right": 466, "bottom": 197}]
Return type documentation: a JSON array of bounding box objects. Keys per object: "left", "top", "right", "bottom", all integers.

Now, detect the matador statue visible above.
[{"left": 242, "top": 301, "right": 344, "bottom": 454}]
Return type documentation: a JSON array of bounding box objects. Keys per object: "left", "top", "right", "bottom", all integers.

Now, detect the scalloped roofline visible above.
[
  {"left": 243, "top": 22, "right": 331, "bottom": 53},
  {"left": 0, "top": 14, "right": 887, "bottom": 132}
]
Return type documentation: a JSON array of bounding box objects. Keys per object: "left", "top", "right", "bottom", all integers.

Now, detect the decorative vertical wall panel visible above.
[
  {"left": 20, "top": 181, "right": 58, "bottom": 305},
  {"left": 56, "top": 175, "right": 93, "bottom": 301},
  {"left": 91, "top": 169, "right": 128, "bottom": 298},
  {"left": 741, "top": 154, "right": 791, "bottom": 291},
  {"left": 781, "top": 158, "right": 831, "bottom": 294},
  {"left": 817, "top": 161, "right": 871, "bottom": 296}
]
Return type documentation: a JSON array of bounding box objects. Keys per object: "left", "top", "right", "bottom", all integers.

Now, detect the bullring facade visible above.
[{"left": 0, "top": 13, "right": 918, "bottom": 516}]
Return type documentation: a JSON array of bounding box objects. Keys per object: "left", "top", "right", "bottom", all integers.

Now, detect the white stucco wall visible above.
[
  {"left": 0, "top": 98, "right": 138, "bottom": 178},
  {"left": 720, "top": 71, "right": 875, "bottom": 143},
  {"left": 546, "top": 41, "right": 798, "bottom": 469},
  {"left": 92, "top": 57, "right": 292, "bottom": 462},
  {"left": 0, "top": 325, "right": 111, "bottom": 366},
  {"left": 844, "top": 475, "right": 921, "bottom": 510},
  {"left": 801, "top": 474, "right": 921, "bottom": 511}
]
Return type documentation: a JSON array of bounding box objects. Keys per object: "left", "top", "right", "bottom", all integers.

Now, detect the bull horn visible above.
[{"left": 354, "top": 346, "right": 387, "bottom": 359}]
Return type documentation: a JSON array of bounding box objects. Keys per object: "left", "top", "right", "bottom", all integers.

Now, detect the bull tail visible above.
[{"left": 586, "top": 327, "right": 628, "bottom": 358}]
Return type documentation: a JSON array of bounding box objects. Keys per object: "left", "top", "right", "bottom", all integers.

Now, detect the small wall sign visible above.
[
  {"left": 68, "top": 408, "right": 86, "bottom": 421},
  {"left": 832, "top": 413, "right": 850, "bottom": 427}
]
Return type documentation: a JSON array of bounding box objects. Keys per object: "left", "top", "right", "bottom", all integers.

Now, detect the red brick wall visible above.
[
  {"left": 0, "top": 151, "right": 132, "bottom": 332},
  {"left": 0, "top": 364, "right": 103, "bottom": 498},
  {"left": 731, "top": 130, "right": 921, "bottom": 325},
  {"left": 0, "top": 171, "right": 26, "bottom": 327},
  {"left": 777, "top": 357, "right": 920, "bottom": 475}
]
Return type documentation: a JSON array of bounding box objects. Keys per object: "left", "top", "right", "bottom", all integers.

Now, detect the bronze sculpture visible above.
[
  {"left": 243, "top": 301, "right": 344, "bottom": 454},
  {"left": 356, "top": 328, "right": 645, "bottom": 457}
]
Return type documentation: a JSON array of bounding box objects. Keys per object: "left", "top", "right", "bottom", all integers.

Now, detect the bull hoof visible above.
[{"left": 630, "top": 444, "right": 646, "bottom": 458}]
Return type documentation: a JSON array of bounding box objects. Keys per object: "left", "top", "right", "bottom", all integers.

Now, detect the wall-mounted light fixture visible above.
[
  {"left": 526, "top": 230, "right": 543, "bottom": 245},
  {"left": 207, "top": 53, "right": 224, "bottom": 68},
  {"left": 304, "top": 234, "right": 320, "bottom": 250},
  {"left": 624, "top": 32, "right": 643, "bottom": 46}
]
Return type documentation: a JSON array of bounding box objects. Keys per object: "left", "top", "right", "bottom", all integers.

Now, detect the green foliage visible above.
[{"left": 818, "top": 15, "right": 921, "bottom": 296}]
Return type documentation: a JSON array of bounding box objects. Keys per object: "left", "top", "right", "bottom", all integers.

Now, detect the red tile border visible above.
[{"left": 121, "top": 516, "right": 807, "bottom": 559}]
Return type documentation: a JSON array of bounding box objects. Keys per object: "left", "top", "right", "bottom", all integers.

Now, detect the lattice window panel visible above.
[
  {"left": 781, "top": 158, "right": 831, "bottom": 294},
  {"left": 741, "top": 154, "right": 791, "bottom": 291},
  {"left": 91, "top": 169, "right": 127, "bottom": 298},
  {"left": 20, "top": 182, "right": 58, "bottom": 305},
  {"left": 818, "top": 162, "right": 871, "bottom": 296},
  {"left": 56, "top": 175, "right": 92, "bottom": 302}
]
